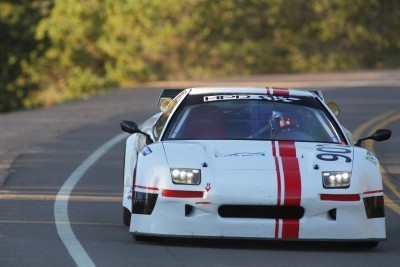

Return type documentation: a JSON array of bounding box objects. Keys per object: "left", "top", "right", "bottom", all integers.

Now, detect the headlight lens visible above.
[
  {"left": 170, "top": 168, "right": 201, "bottom": 185},
  {"left": 322, "top": 171, "right": 351, "bottom": 188}
]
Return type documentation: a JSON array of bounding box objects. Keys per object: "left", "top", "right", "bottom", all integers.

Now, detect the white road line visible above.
[{"left": 54, "top": 133, "right": 127, "bottom": 267}]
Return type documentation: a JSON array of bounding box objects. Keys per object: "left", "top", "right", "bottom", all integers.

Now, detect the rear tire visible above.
[{"left": 123, "top": 207, "right": 131, "bottom": 226}]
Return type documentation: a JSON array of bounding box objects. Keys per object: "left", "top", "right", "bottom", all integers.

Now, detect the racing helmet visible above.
[{"left": 270, "top": 107, "right": 300, "bottom": 134}]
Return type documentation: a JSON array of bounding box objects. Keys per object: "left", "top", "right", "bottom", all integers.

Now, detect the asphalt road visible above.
[{"left": 1, "top": 77, "right": 400, "bottom": 266}]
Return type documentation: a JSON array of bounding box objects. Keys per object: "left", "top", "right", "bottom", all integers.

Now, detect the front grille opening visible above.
[
  {"left": 363, "top": 196, "right": 385, "bottom": 219},
  {"left": 328, "top": 208, "right": 337, "bottom": 220},
  {"left": 185, "top": 204, "right": 194, "bottom": 216},
  {"left": 218, "top": 205, "right": 304, "bottom": 219}
]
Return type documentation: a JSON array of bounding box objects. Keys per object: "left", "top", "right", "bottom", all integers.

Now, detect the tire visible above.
[{"left": 123, "top": 207, "right": 131, "bottom": 226}]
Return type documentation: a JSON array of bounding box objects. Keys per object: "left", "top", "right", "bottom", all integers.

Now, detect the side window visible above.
[{"left": 153, "top": 91, "right": 187, "bottom": 140}]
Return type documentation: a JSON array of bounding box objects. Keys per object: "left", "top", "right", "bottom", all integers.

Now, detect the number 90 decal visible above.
[{"left": 316, "top": 145, "right": 352, "bottom": 163}]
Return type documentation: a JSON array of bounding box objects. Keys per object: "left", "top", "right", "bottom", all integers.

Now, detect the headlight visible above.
[
  {"left": 170, "top": 168, "right": 201, "bottom": 185},
  {"left": 322, "top": 171, "right": 351, "bottom": 188}
]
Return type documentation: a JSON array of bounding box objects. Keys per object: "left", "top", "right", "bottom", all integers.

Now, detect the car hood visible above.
[
  {"left": 161, "top": 140, "right": 354, "bottom": 203},
  {"left": 162, "top": 140, "right": 354, "bottom": 172}
]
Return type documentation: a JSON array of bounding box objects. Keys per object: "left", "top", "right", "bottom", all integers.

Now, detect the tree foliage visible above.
[
  {"left": 1, "top": 0, "right": 399, "bottom": 113},
  {"left": 0, "top": 0, "right": 51, "bottom": 112}
]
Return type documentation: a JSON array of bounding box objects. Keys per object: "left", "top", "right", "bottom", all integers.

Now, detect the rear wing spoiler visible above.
[{"left": 157, "top": 88, "right": 326, "bottom": 109}]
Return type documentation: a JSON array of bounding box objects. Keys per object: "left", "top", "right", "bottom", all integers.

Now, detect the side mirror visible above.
[
  {"left": 327, "top": 102, "right": 340, "bottom": 116},
  {"left": 120, "top": 120, "right": 153, "bottom": 144},
  {"left": 120, "top": 120, "right": 139, "bottom": 134},
  {"left": 355, "top": 129, "right": 392, "bottom": 147}
]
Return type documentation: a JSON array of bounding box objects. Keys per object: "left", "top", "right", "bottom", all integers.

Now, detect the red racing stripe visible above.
[
  {"left": 278, "top": 141, "right": 301, "bottom": 239},
  {"left": 265, "top": 87, "right": 289, "bottom": 96},
  {"left": 278, "top": 141, "right": 297, "bottom": 157},
  {"left": 135, "top": 185, "right": 159, "bottom": 191},
  {"left": 272, "top": 141, "right": 281, "bottom": 238},
  {"left": 363, "top": 190, "right": 384, "bottom": 195}
]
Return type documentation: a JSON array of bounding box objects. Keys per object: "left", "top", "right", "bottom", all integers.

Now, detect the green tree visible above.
[
  {"left": 312, "top": 0, "right": 400, "bottom": 69},
  {"left": 282, "top": 0, "right": 400, "bottom": 72},
  {"left": 2, "top": 0, "right": 400, "bottom": 112},
  {"left": 29, "top": 0, "right": 112, "bottom": 107},
  {"left": 0, "top": 0, "right": 50, "bottom": 113}
]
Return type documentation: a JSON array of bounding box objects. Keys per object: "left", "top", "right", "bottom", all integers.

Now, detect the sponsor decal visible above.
[
  {"left": 205, "top": 183, "right": 211, "bottom": 192},
  {"left": 127, "top": 188, "right": 132, "bottom": 200},
  {"left": 204, "top": 94, "right": 300, "bottom": 103},
  {"left": 141, "top": 146, "right": 153, "bottom": 156},
  {"left": 366, "top": 151, "right": 378, "bottom": 165},
  {"left": 224, "top": 152, "right": 266, "bottom": 157},
  {"left": 272, "top": 141, "right": 302, "bottom": 239},
  {"left": 196, "top": 201, "right": 211, "bottom": 204}
]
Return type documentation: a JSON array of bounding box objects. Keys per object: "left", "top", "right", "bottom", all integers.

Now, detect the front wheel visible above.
[{"left": 123, "top": 207, "right": 131, "bottom": 226}]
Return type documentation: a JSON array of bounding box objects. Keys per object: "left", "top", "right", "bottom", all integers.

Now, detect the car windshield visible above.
[{"left": 162, "top": 93, "right": 345, "bottom": 143}]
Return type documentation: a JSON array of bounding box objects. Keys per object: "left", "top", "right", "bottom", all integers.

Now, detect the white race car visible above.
[{"left": 120, "top": 87, "right": 391, "bottom": 247}]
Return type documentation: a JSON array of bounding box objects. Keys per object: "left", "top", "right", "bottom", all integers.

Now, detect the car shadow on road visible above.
[{"left": 133, "top": 236, "right": 381, "bottom": 252}]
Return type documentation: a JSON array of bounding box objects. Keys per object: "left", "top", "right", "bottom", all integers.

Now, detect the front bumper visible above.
[{"left": 129, "top": 190, "right": 386, "bottom": 241}]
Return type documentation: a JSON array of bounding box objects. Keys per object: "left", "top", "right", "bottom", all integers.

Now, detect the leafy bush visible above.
[{"left": 1, "top": 0, "right": 399, "bottom": 112}]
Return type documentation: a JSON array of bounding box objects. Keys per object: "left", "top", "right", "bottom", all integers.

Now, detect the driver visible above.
[
  {"left": 269, "top": 104, "right": 317, "bottom": 141},
  {"left": 271, "top": 109, "right": 300, "bottom": 135}
]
